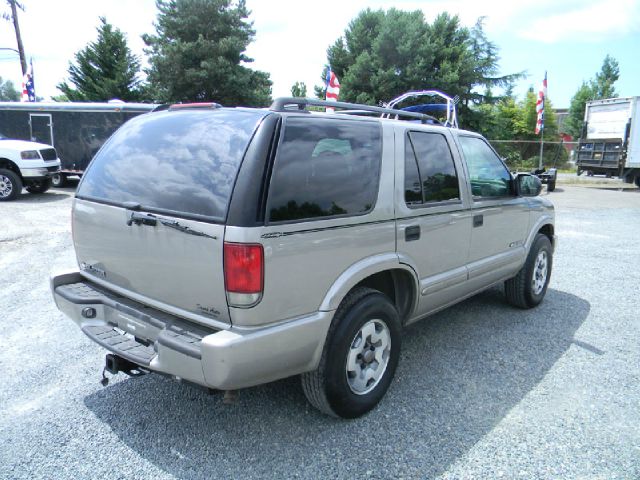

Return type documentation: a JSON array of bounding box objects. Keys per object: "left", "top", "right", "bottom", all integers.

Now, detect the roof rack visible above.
[
  {"left": 270, "top": 97, "right": 440, "bottom": 124},
  {"left": 151, "top": 102, "right": 222, "bottom": 113},
  {"left": 383, "top": 90, "right": 458, "bottom": 128}
]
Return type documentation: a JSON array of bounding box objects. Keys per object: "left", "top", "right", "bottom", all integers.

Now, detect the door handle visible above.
[
  {"left": 473, "top": 214, "right": 483, "bottom": 228},
  {"left": 405, "top": 225, "right": 421, "bottom": 241}
]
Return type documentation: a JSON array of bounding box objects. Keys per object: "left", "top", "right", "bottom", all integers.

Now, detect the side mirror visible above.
[{"left": 516, "top": 173, "right": 542, "bottom": 197}]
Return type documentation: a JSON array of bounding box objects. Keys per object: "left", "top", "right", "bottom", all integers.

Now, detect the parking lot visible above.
[{"left": 1, "top": 183, "right": 639, "bottom": 479}]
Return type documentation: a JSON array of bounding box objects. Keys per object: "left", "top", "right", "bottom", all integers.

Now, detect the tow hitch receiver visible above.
[{"left": 101, "top": 354, "right": 148, "bottom": 385}]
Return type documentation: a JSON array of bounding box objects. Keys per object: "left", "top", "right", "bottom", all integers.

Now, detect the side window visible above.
[
  {"left": 404, "top": 131, "right": 460, "bottom": 205},
  {"left": 267, "top": 118, "right": 382, "bottom": 223},
  {"left": 458, "top": 136, "right": 512, "bottom": 198}
]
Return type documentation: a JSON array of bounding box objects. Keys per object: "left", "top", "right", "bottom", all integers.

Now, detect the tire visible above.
[
  {"left": 301, "top": 287, "right": 402, "bottom": 418},
  {"left": 505, "top": 234, "right": 553, "bottom": 309},
  {"left": 635, "top": 177, "right": 640, "bottom": 188},
  {"left": 0, "top": 168, "right": 22, "bottom": 201},
  {"left": 51, "top": 173, "right": 67, "bottom": 188},
  {"left": 26, "top": 178, "right": 51, "bottom": 194},
  {"left": 547, "top": 180, "right": 556, "bottom": 192}
]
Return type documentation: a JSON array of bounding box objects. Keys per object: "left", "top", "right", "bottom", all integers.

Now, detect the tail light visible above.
[{"left": 223, "top": 242, "right": 264, "bottom": 307}]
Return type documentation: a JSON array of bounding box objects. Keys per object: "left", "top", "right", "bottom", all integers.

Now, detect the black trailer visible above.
[{"left": 0, "top": 101, "right": 155, "bottom": 186}]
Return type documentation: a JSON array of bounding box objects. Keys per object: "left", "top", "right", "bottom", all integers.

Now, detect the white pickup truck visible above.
[{"left": 0, "top": 133, "right": 61, "bottom": 201}]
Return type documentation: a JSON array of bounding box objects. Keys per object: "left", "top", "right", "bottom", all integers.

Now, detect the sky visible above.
[{"left": 0, "top": 0, "right": 638, "bottom": 108}]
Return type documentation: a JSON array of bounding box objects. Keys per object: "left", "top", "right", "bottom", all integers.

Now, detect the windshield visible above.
[{"left": 77, "top": 109, "right": 266, "bottom": 221}]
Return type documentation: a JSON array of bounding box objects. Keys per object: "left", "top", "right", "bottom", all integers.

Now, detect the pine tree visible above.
[
  {"left": 57, "top": 17, "right": 142, "bottom": 101},
  {"left": 317, "top": 9, "right": 523, "bottom": 129},
  {"left": 143, "top": 0, "right": 272, "bottom": 107},
  {"left": 0, "top": 76, "right": 20, "bottom": 101},
  {"left": 291, "top": 81, "right": 307, "bottom": 97}
]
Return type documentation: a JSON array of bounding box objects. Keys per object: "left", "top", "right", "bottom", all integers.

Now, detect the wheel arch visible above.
[
  {"left": 319, "top": 253, "right": 419, "bottom": 324},
  {"left": 0, "top": 158, "right": 22, "bottom": 178},
  {"left": 526, "top": 216, "right": 555, "bottom": 251}
]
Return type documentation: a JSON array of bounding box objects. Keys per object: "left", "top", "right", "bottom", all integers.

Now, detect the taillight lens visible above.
[{"left": 224, "top": 243, "right": 264, "bottom": 294}]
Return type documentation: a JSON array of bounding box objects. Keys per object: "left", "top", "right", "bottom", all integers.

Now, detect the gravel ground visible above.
[{"left": 1, "top": 184, "right": 639, "bottom": 479}]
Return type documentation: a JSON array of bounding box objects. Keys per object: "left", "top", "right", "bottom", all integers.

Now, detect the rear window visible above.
[
  {"left": 267, "top": 117, "right": 382, "bottom": 223},
  {"left": 77, "top": 109, "right": 265, "bottom": 220}
]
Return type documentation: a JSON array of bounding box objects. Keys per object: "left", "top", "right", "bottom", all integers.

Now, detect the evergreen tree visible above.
[
  {"left": 592, "top": 55, "right": 619, "bottom": 98},
  {"left": 0, "top": 76, "right": 20, "bottom": 101},
  {"left": 291, "top": 81, "right": 307, "bottom": 97},
  {"left": 317, "top": 9, "right": 522, "bottom": 129},
  {"left": 57, "top": 17, "right": 142, "bottom": 102},
  {"left": 143, "top": 0, "right": 272, "bottom": 107}
]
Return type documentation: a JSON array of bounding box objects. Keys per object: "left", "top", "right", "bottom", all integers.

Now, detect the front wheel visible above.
[
  {"left": 505, "top": 234, "right": 553, "bottom": 309},
  {"left": 26, "top": 178, "right": 51, "bottom": 194},
  {"left": 0, "top": 168, "right": 22, "bottom": 201},
  {"left": 301, "top": 287, "right": 401, "bottom": 418}
]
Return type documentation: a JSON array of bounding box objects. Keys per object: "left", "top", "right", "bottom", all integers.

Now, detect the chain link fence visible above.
[{"left": 488, "top": 140, "right": 578, "bottom": 171}]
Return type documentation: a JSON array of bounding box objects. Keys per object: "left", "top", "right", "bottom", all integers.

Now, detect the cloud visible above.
[{"left": 519, "top": 0, "right": 640, "bottom": 43}]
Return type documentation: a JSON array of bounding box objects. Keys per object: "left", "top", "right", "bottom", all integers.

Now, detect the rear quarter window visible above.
[
  {"left": 267, "top": 117, "right": 382, "bottom": 223},
  {"left": 77, "top": 109, "right": 266, "bottom": 220}
]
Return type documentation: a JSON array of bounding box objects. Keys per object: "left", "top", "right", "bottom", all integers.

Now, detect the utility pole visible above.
[{"left": 8, "top": 0, "right": 27, "bottom": 76}]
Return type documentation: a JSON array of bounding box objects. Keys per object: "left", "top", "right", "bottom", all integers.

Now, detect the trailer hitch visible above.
[{"left": 100, "top": 354, "right": 148, "bottom": 386}]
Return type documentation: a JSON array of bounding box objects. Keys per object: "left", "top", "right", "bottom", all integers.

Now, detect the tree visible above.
[
  {"left": 143, "top": 0, "right": 272, "bottom": 107},
  {"left": 316, "top": 9, "right": 522, "bottom": 128},
  {"left": 564, "top": 83, "right": 594, "bottom": 138},
  {"left": 291, "top": 81, "right": 307, "bottom": 97},
  {"left": 0, "top": 76, "right": 19, "bottom": 101},
  {"left": 592, "top": 55, "right": 619, "bottom": 98},
  {"left": 565, "top": 55, "right": 620, "bottom": 138},
  {"left": 57, "top": 17, "right": 142, "bottom": 101}
]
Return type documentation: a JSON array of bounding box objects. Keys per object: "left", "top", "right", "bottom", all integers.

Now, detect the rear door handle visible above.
[
  {"left": 473, "top": 214, "right": 483, "bottom": 228},
  {"left": 405, "top": 225, "right": 421, "bottom": 241}
]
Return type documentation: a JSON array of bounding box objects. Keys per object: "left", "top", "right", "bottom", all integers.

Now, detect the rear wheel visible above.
[
  {"left": 547, "top": 179, "right": 556, "bottom": 192},
  {"left": 0, "top": 168, "right": 22, "bottom": 201},
  {"left": 301, "top": 287, "right": 401, "bottom": 418},
  {"left": 505, "top": 234, "right": 553, "bottom": 309},
  {"left": 26, "top": 178, "right": 51, "bottom": 194},
  {"left": 51, "top": 173, "right": 67, "bottom": 188}
]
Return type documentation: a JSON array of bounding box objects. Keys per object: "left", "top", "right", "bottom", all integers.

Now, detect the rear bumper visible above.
[{"left": 51, "top": 271, "right": 333, "bottom": 390}]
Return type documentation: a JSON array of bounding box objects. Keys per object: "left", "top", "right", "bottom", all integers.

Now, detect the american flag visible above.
[
  {"left": 325, "top": 67, "right": 340, "bottom": 112},
  {"left": 535, "top": 72, "right": 547, "bottom": 135},
  {"left": 21, "top": 59, "right": 36, "bottom": 102}
]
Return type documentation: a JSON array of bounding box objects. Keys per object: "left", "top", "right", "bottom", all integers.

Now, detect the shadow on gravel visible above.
[
  {"left": 14, "top": 191, "right": 71, "bottom": 203},
  {"left": 84, "top": 288, "right": 589, "bottom": 479}
]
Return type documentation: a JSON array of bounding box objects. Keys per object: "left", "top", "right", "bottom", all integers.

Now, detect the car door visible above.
[
  {"left": 396, "top": 128, "right": 473, "bottom": 321},
  {"left": 455, "top": 135, "right": 530, "bottom": 290}
]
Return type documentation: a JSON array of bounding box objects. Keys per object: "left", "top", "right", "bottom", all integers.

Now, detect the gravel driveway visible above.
[{"left": 1, "top": 185, "right": 639, "bottom": 479}]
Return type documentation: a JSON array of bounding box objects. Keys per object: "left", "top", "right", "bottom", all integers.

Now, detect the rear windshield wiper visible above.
[
  {"left": 158, "top": 218, "right": 217, "bottom": 240},
  {"left": 126, "top": 210, "right": 217, "bottom": 240}
]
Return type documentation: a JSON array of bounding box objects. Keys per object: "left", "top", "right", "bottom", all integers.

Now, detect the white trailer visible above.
[{"left": 576, "top": 96, "right": 640, "bottom": 187}]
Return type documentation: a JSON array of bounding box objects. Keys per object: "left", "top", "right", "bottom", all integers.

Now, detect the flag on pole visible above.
[
  {"left": 21, "top": 59, "right": 36, "bottom": 102},
  {"left": 535, "top": 72, "right": 547, "bottom": 135},
  {"left": 325, "top": 67, "right": 340, "bottom": 112}
]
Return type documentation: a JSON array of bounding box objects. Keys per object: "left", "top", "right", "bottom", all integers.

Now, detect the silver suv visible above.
[{"left": 51, "top": 98, "right": 555, "bottom": 418}]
